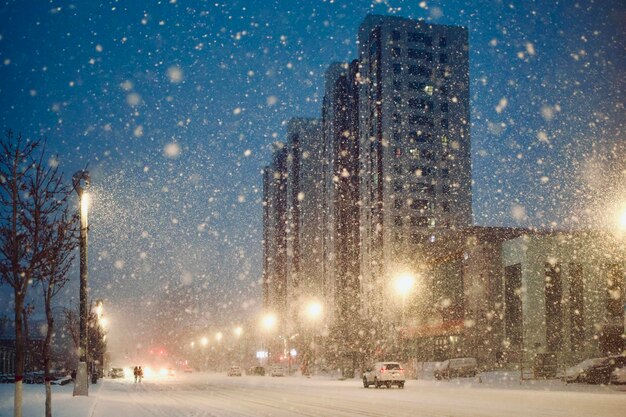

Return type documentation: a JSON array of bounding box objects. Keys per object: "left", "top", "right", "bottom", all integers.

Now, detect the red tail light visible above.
[{"left": 380, "top": 367, "right": 386, "bottom": 372}]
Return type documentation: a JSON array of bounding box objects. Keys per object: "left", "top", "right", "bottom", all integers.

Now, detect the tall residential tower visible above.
[{"left": 357, "top": 15, "right": 472, "bottom": 322}]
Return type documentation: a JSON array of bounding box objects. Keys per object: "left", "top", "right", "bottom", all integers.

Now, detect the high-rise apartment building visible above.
[
  {"left": 357, "top": 15, "right": 472, "bottom": 320},
  {"left": 321, "top": 61, "right": 361, "bottom": 373},
  {"left": 285, "top": 118, "right": 324, "bottom": 303},
  {"left": 262, "top": 146, "right": 289, "bottom": 317},
  {"left": 263, "top": 14, "right": 473, "bottom": 367}
]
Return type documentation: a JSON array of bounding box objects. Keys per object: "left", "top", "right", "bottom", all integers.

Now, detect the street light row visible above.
[
  {"left": 190, "top": 326, "right": 243, "bottom": 348},
  {"left": 188, "top": 302, "right": 324, "bottom": 349}
]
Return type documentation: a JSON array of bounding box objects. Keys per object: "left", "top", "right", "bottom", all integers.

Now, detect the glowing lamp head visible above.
[
  {"left": 262, "top": 313, "right": 277, "bottom": 330},
  {"left": 307, "top": 302, "right": 322, "bottom": 319},
  {"left": 619, "top": 210, "right": 626, "bottom": 230},
  {"left": 395, "top": 273, "right": 415, "bottom": 294},
  {"left": 234, "top": 326, "right": 243, "bottom": 337},
  {"left": 80, "top": 191, "right": 90, "bottom": 223}
]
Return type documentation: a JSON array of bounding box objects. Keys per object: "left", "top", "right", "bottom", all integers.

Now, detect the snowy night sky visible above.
[{"left": 0, "top": 0, "right": 624, "bottom": 354}]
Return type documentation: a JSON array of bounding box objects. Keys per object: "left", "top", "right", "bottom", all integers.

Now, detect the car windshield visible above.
[{"left": 2, "top": 1, "right": 624, "bottom": 416}]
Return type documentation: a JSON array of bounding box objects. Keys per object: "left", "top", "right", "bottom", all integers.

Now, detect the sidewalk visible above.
[{"left": 0, "top": 380, "right": 100, "bottom": 417}]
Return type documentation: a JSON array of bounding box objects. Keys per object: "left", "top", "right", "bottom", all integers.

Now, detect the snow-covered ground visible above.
[{"left": 1, "top": 372, "right": 625, "bottom": 417}]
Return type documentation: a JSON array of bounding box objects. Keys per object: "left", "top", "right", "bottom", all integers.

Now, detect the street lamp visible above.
[
  {"left": 395, "top": 273, "right": 415, "bottom": 324},
  {"left": 394, "top": 272, "right": 415, "bottom": 361},
  {"left": 261, "top": 313, "right": 277, "bottom": 365},
  {"left": 262, "top": 313, "right": 277, "bottom": 331},
  {"left": 233, "top": 326, "right": 243, "bottom": 365},
  {"left": 72, "top": 170, "right": 90, "bottom": 397},
  {"left": 305, "top": 302, "right": 323, "bottom": 376},
  {"left": 200, "top": 337, "right": 209, "bottom": 370},
  {"left": 93, "top": 300, "right": 106, "bottom": 377}
]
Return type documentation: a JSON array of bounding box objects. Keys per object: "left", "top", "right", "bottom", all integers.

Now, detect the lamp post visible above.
[
  {"left": 200, "top": 337, "right": 209, "bottom": 370},
  {"left": 94, "top": 300, "right": 106, "bottom": 380},
  {"left": 306, "top": 302, "right": 322, "bottom": 375},
  {"left": 233, "top": 326, "right": 243, "bottom": 364},
  {"left": 394, "top": 273, "right": 415, "bottom": 361},
  {"left": 73, "top": 170, "right": 90, "bottom": 396},
  {"left": 395, "top": 273, "right": 415, "bottom": 325},
  {"left": 262, "top": 313, "right": 277, "bottom": 366}
]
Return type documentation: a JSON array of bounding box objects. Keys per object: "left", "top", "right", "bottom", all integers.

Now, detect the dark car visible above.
[
  {"left": 108, "top": 367, "right": 125, "bottom": 379},
  {"left": 247, "top": 366, "right": 266, "bottom": 376},
  {"left": 24, "top": 371, "right": 45, "bottom": 384},
  {"left": 583, "top": 356, "right": 626, "bottom": 384},
  {"left": 434, "top": 358, "right": 478, "bottom": 380},
  {"left": 565, "top": 356, "right": 626, "bottom": 384}
]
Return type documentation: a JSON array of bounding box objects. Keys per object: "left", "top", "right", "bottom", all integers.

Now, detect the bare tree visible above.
[
  {"left": 37, "top": 216, "right": 77, "bottom": 417},
  {"left": 0, "top": 130, "right": 75, "bottom": 417},
  {"left": 23, "top": 139, "right": 78, "bottom": 417},
  {"left": 63, "top": 308, "right": 80, "bottom": 353},
  {"left": 62, "top": 302, "right": 107, "bottom": 378},
  {"left": 0, "top": 130, "right": 40, "bottom": 417}
]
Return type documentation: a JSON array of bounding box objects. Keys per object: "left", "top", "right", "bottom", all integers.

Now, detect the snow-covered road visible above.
[{"left": 2, "top": 372, "right": 626, "bottom": 417}]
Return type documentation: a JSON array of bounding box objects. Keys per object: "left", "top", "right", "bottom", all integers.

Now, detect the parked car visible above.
[
  {"left": 611, "top": 363, "right": 626, "bottom": 384},
  {"left": 24, "top": 371, "right": 45, "bottom": 384},
  {"left": 269, "top": 365, "right": 285, "bottom": 377},
  {"left": 247, "top": 366, "right": 265, "bottom": 376},
  {"left": 565, "top": 356, "right": 626, "bottom": 384},
  {"left": 434, "top": 357, "right": 478, "bottom": 380},
  {"left": 564, "top": 357, "right": 610, "bottom": 384},
  {"left": 227, "top": 366, "right": 242, "bottom": 376},
  {"left": 0, "top": 374, "right": 15, "bottom": 383},
  {"left": 108, "top": 367, "right": 125, "bottom": 379},
  {"left": 583, "top": 356, "right": 626, "bottom": 384},
  {"left": 363, "top": 361, "right": 405, "bottom": 389}
]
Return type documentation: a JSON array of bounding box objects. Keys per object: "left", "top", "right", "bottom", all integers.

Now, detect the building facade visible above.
[
  {"left": 501, "top": 232, "right": 625, "bottom": 366},
  {"left": 405, "top": 229, "right": 625, "bottom": 371},
  {"left": 285, "top": 118, "right": 324, "bottom": 299},
  {"left": 357, "top": 15, "right": 472, "bottom": 334},
  {"left": 321, "top": 61, "right": 362, "bottom": 374},
  {"left": 262, "top": 146, "right": 289, "bottom": 323}
]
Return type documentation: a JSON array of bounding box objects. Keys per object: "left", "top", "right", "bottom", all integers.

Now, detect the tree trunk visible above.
[
  {"left": 45, "top": 383, "right": 51, "bottom": 417},
  {"left": 44, "top": 293, "right": 54, "bottom": 417},
  {"left": 14, "top": 289, "right": 24, "bottom": 417}
]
